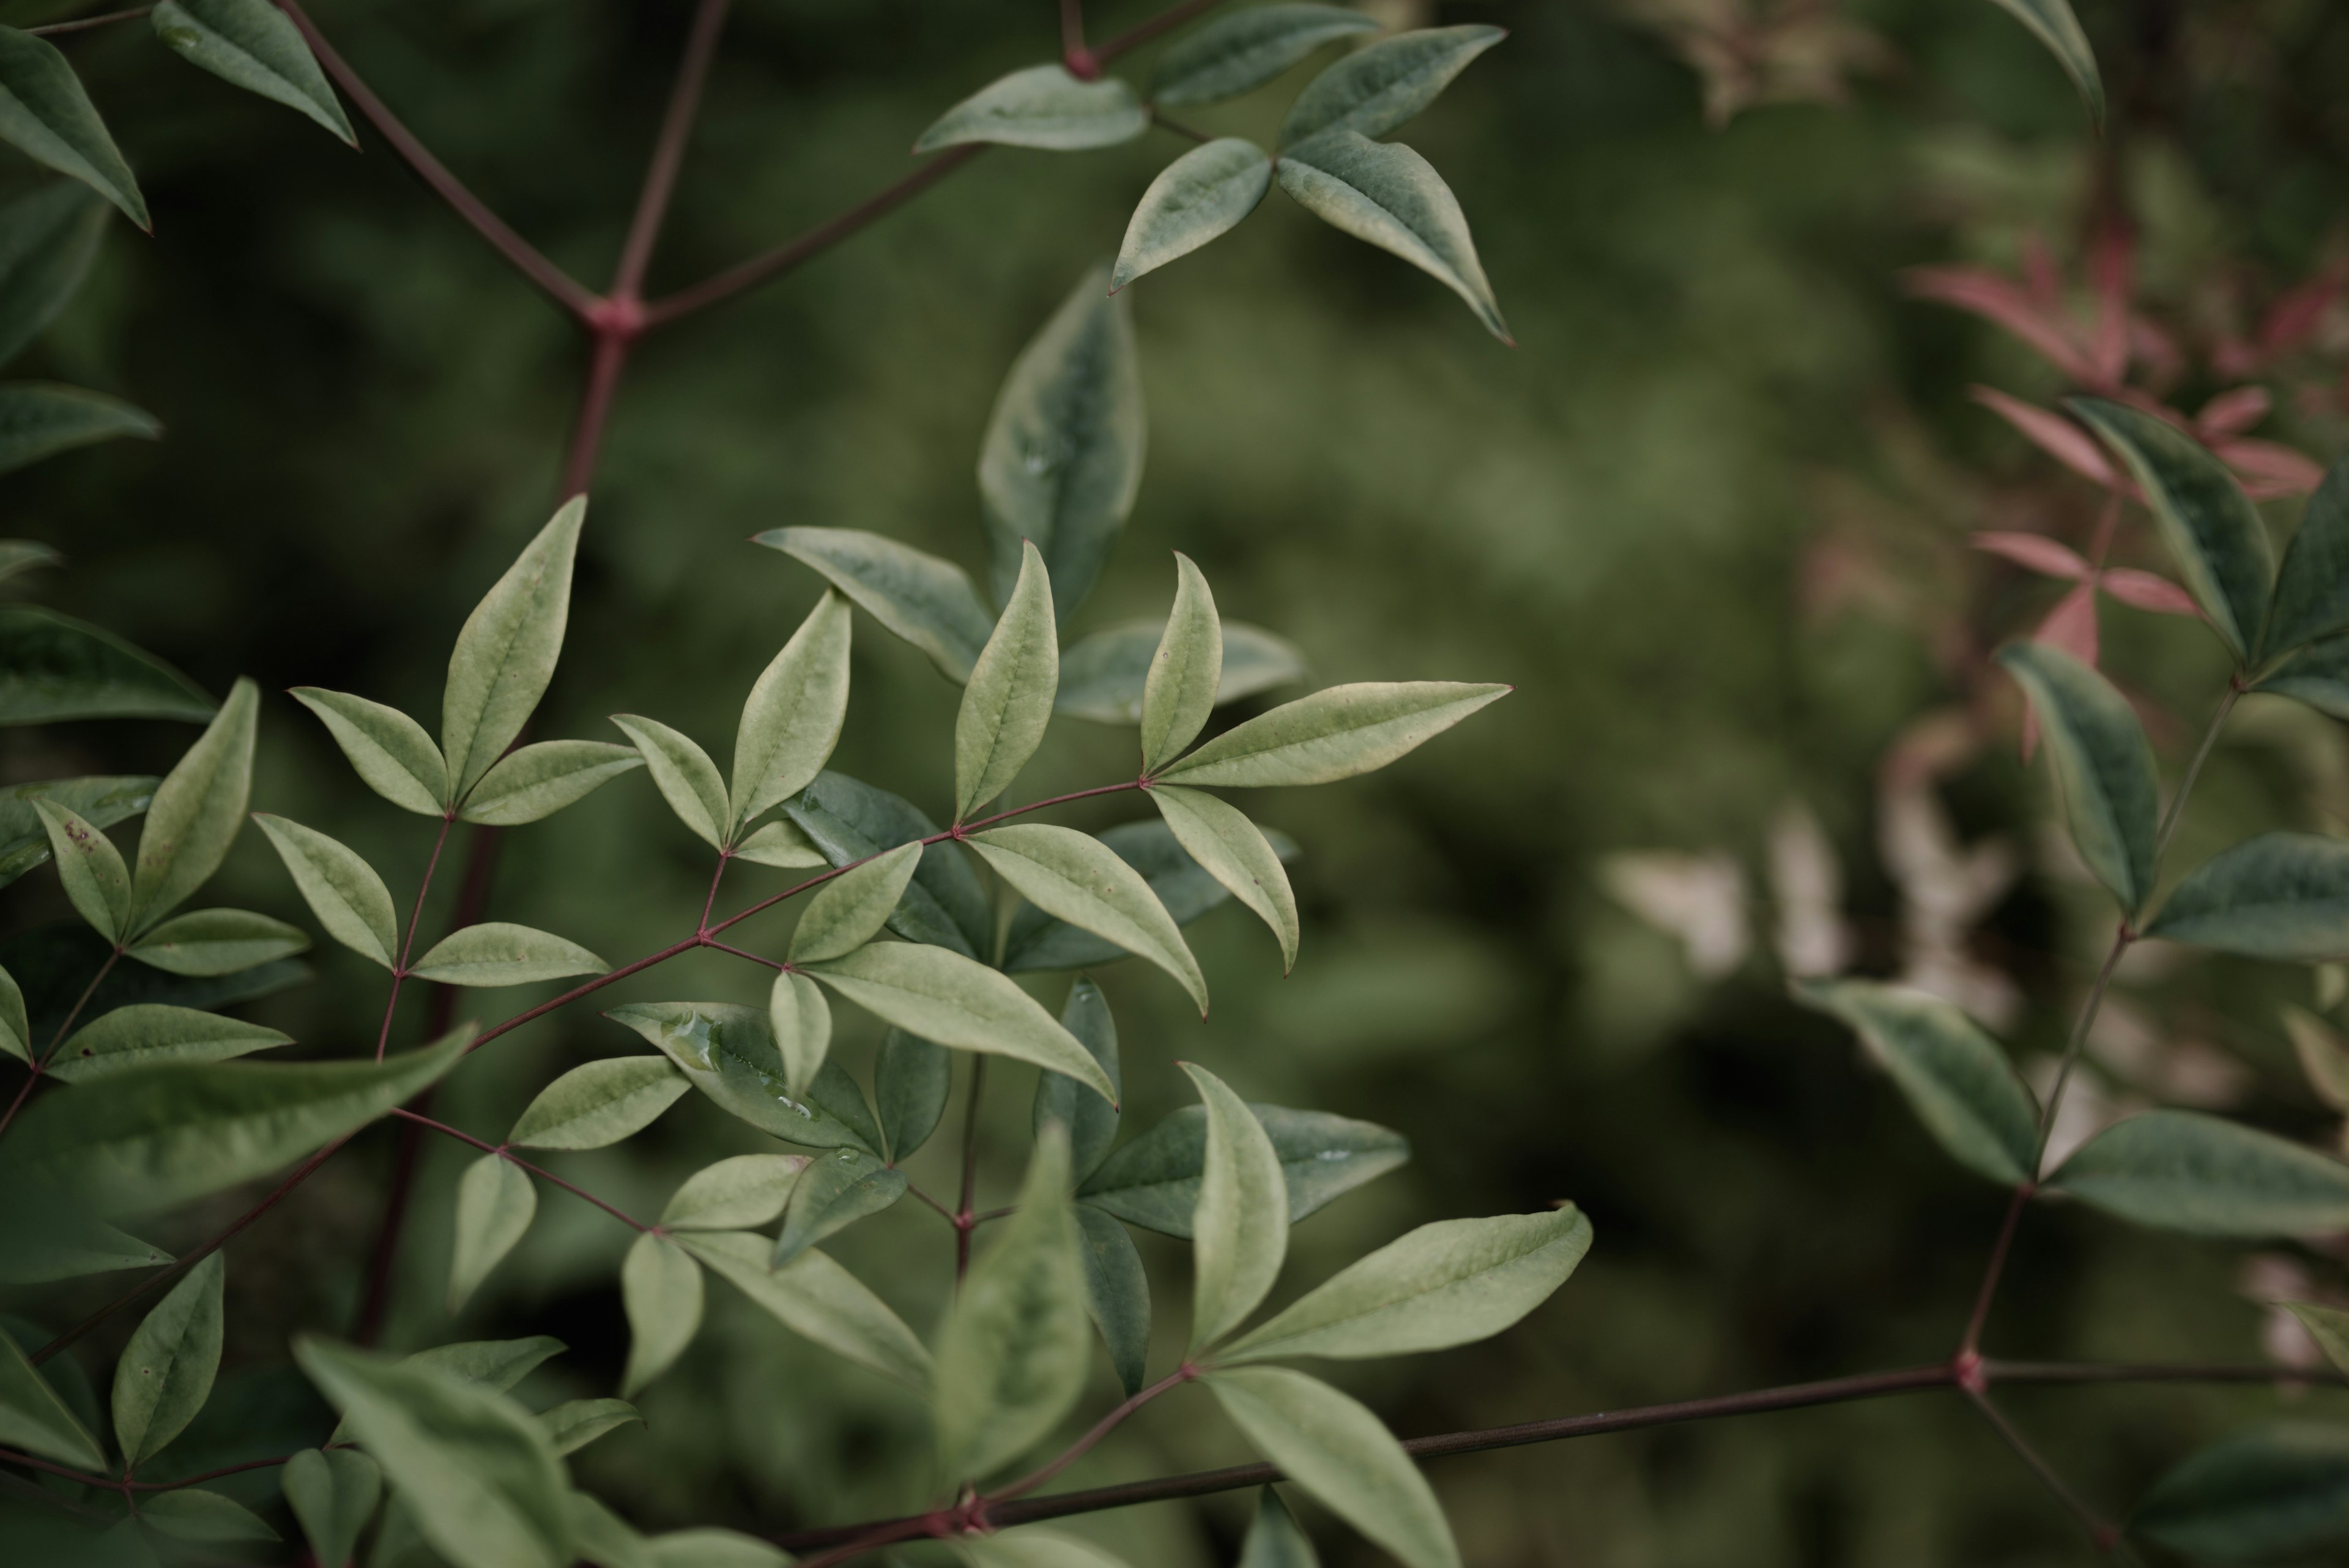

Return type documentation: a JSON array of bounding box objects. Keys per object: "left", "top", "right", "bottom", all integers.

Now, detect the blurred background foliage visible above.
[{"left": 10, "top": 0, "right": 2349, "bottom": 1562}]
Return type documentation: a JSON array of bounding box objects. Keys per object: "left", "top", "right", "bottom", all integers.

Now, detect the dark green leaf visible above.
[
  {"left": 2254, "top": 633, "right": 2349, "bottom": 720},
  {"left": 111, "top": 1251, "right": 222, "bottom": 1464},
  {"left": 2047, "top": 1109, "right": 2349, "bottom": 1236},
  {"left": 877, "top": 1029, "right": 952, "bottom": 1162},
  {"left": 125, "top": 907, "right": 308, "bottom": 977},
  {"left": 787, "top": 771, "right": 992, "bottom": 958},
  {"left": 1996, "top": 642, "right": 2159, "bottom": 913},
  {"left": 1056, "top": 619, "right": 1305, "bottom": 726},
  {"left": 1113, "top": 139, "right": 1272, "bottom": 291},
  {"left": 1240, "top": 1488, "right": 1319, "bottom": 1568},
  {"left": 914, "top": 64, "right": 1147, "bottom": 153},
  {"left": 0, "top": 181, "right": 103, "bottom": 365},
  {"left": 1276, "top": 134, "right": 1508, "bottom": 341},
  {"left": 48, "top": 1003, "right": 292, "bottom": 1083},
  {"left": 0, "top": 1315, "right": 103, "bottom": 1468},
  {"left": 0, "top": 28, "right": 147, "bottom": 226},
  {"left": 1032, "top": 978, "right": 1121, "bottom": 1184},
  {"left": 2134, "top": 1423, "right": 2349, "bottom": 1562},
  {"left": 0, "top": 604, "right": 205, "bottom": 724},
  {"left": 2266, "top": 453, "right": 2349, "bottom": 655},
  {"left": 771, "top": 1147, "right": 907, "bottom": 1268},
  {"left": 1074, "top": 1203, "right": 1149, "bottom": 1397},
  {"left": 150, "top": 0, "right": 354, "bottom": 144},
  {"left": 602, "top": 1002, "right": 879, "bottom": 1154},
  {"left": 0, "top": 382, "right": 158, "bottom": 474},
  {"left": 0, "top": 776, "right": 152, "bottom": 889},
  {"left": 1278, "top": 24, "right": 1503, "bottom": 147},
  {"left": 1079, "top": 1102, "right": 1408, "bottom": 1238},
  {"left": 1150, "top": 4, "right": 1381, "bottom": 106},
  {"left": 1983, "top": 0, "right": 2104, "bottom": 125},
  {"left": 2147, "top": 833, "right": 2349, "bottom": 961},
  {"left": 140, "top": 1487, "right": 278, "bottom": 1543},
  {"left": 284, "top": 1447, "right": 382, "bottom": 1568},
  {"left": 1003, "top": 817, "right": 1299, "bottom": 974},
  {"left": 754, "top": 527, "right": 993, "bottom": 683},
  {"left": 1793, "top": 979, "right": 2039, "bottom": 1184}
]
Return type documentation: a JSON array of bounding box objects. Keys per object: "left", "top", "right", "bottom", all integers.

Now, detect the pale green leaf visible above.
[
  {"left": 291, "top": 687, "right": 447, "bottom": 816},
  {"left": 1984, "top": 0, "right": 2104, "bottom": 125},
  {"left": 1154, "top": 681, "right": 1508, "bottom": 787},
  {"left": 1240, "top": 1487, "right": 1318, "bottom": 1568},
  {"left": 507, "top": 1057, "right": 687, "bottom": 1151},
  {"left": 449, "top": 1154, "right": 536, "bottom": 1313},
  {"left": 0, "top": 383, "right": 158, "bottom": 476},
  {"left": 1150, "top": 786, "right": 1299, "bottom": 972},
  {"left": 971, "top": 823, "right": 1208, "bottom": 1013},
  {"left": 768, "top": 968, "right": 834, "bottom": 1098},
  {"left": 0, "top": 538, "right": 58, "bottom": 583},
  {"left": 410, "top": 922, "right": 608, "bottom": 988},
  {"left": 0, "top": 775, "right": 154, "bottom": 887},
  {"left": 34, "top": 797, "right": 130, "bottom": 942},
  {"left": 602, "top": 1002, "right": 878, "bottom": 1154},
  {"left": 48, "top": 1003, "right": 291, "bottom": 1083},
  {"left": 1057, "top": 619, "right": 1305, "bottom": 725},
  {"left": 2146, "top": 833, "right": 2349, "bottom": 961},
  {"left": 1079, "top": 1102, "right": 1408, "bottom": 1238},
  {"left": 570, "top": 1492, "right": 653, "bottom": 1568},
  {"left": 1032, "top": 977, "right": 1121, "bottom": 1183},
  {"left": 957, "top": 541, "right": 1060, "bottom": 819},
  {"left": 960, "top": 1527, "right": 1134, "bottom": 1568},
  {"left": 151, "top": 0, "right": 354, "bottom": 143},
  {"left": 0, "top": 1318, "right": 104, "bottom": 1469},
  {"left": 772, "top": 1146, "right": 906, "bottom": 1268},
  {"left": 284, "top": 1447, "right": 382, "bottom": 1568},
  {"left": 1113, "top": 139, "right": 1271, "bottom": 291},
  {"left": 2266, "top": 453, "right": 2349, "bottom": 655},
  {"left": 443, "top": 499, "right": 584, "bottom": 800},
  {"left": 111, "top": 1249, "right": 222, "bottom": 1464},
  {"left": 141, "top": 1487, "right": 278, "bottom": 1543},
  {"left": 801, "top": 942, "right": 1116, "bottom": 1104},
  {"left": 1075, "top": 1203, "right": 1149, "bottom": 1397},
  {"left": 0, "top": 28, "right": 147, "bottom": 226},
  {"left": 787, "top": 771, "right": 992, "bottom": 956},
  {"left": 253, "top": 812, "right": 399, "bottom": 970},
  {"left": 789, "top": 842, "right": 922, "bottom": 965},
  {"left": 1141, "top": 554, "right": 1223, "bottom": 773},
  {"left": 125, "top": 907, "right": 308, "bottom": 977},
  {"left": 1277, "top": 133, "right": 1508, "bottom": 341},
  {"left": 2047, "top": 1109, "right": 2349, "bottom": 1236},
  {"left": 611, "top": 715, "right": 729, "bottom": 850},
  {"left": 996, "top": 818, "right": 1301, "bottom": 973},
  {"left": 1997, "top": 642, "right": 2160, "bottom": 913},
  {"left": 2287, "top": 1302, "right": 2349, "bottom": 1378},
  {"left": 659, "top": 1154, "right": 809, "bottom": 1231},
  {"left": 0, "top": 182, "right": 103, "bottom": 366},
  {"left": 459, "top": 740, "right": 643, "bottom": 827},
  {"left": 1793, "top": 979, "right": 2039, "bottom": 1185},
  {"left": 2133, "top": 1422, "right": 2349, "bottom": 1562},
  {"left": 647, "top": 1527, "right": 791, "bottom": 1568},
  {"left": 733, "top": 816, "right": 826, "bottom": 869},
  {"left": 1184, "top": 1062, "right": 1288, "bottom": 1351},
  {"left": 1278, "top": 24, "right": 1504, "bottom": 147},
  {"left": 128, "top": 676, "right": 258, "bottom": 935},
  {"left": 1149, "top": 4, "right": 1380, "bottom": 106},
  {"left": 877, "top": 1028, "right": 952, "bottom": 1162},
  {"left": 731, "top": 590, "right": 851, "bottom": 835},
  {"left": 538, "top": 1398, "right": 640, "bottom": 1455},
  {"left": 620, "top": 1232, "right": 702, "bottom": 1397},
  {"left": 915, "top": 64, "right": 1146, "bottom": 152},
  {"left": 754, "top": 527, "right": 993, "bottom": 683},
  {"left": 674, "top": 1229, "right": 932, "bottom": 1391}
]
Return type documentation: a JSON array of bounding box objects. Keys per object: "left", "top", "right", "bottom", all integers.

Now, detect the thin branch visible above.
[
  {"left": 1094, "top": 0, "right": 1225, "bottom": 61},
  {"left": 0, "top": 944, "right": 114, "bottom": 1138},
  {"left": 1961, "top": 1184, "right": 2032, "bottom": 1358},
  {"left": 392, "top": 1109, "right": 652, "bottom": 1232},
  {"left": 25, "top": 6, "right": 152, "bottom": 37},
  {"left": 560, "top": 329, "right": 633, "bottom": 499},
  {"left": 379, "top": 814, "right": 455, "bottom": 1061},
  {"left": 955, "top": 1056, "right": 987, "bottom": 1284},
  {"left": 468, "top": 934, "right": 706, "bottom": 1051},
  {"left": 707, "top": 938, "right": 786, "bottom": 971},
  {"left": 1964, "top": 1388, "right": 2126, "bottom": 1556},
  {"left": 612, "top": 0, "right": 733, "bottom": 301},
  {"left": 990, "top": 1367, "right": 1195, "bottom": 1504},
  {"left": 2153, "top": 681, "right": 2241, "bottom": 861},
  {"left": 1150, "top": 111, "right": 1212, "bottom": 144}
]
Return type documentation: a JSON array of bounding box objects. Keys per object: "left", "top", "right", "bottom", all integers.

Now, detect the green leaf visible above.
[
  {"left": 659, "top": 1154, "right": 808, "bottom": 1231},
  {"left": 1995, "top": 643, "right": 2159, "bottom": 913},
  {"left": 0, "top": 605, "right": 206, "bottom": 724},
  {"left": 253, "top": 812, "right": 399, "bottom": 970},
  {"left": 125, "top": 907, "right": 308, "bottom": 977},
  {"left": 449, "top": 1154, "right": 536, "bottom": 1313},
  {"left": 1184, "top": 1062, "right": 1288, "bottom": 1351},
  {"left": 399, "top": 1337, "right": 565, "bottom": 1395},
  {"left": 0, "top": 382, "right": 158, "bottom": 475},
  {"left": 1240, "top": 1487, "right": 1319, "bottom": 1568},
  {"left": 1, "top": 1025, "right": 469, "bottom": 1217},
  {"left": 773, "top": 1146, "right": 907, "bottom": 1268},
  {"left": 2286, "top": 1302, "right": 2349, "bottom": 1377},
  {"left": 915, "top": 64, "right": 1147, "bottom": 152},
  {"left": 461, "top": 740, "right": 642, "bottom": 827},
  {"left": 1079, "top": 1102, "right": 1408, "bottom": 1238},
  {"left": 1278, "top": 24, "right": 1504, "bottom": 147},
  {"left": 150, "top": 0, "right": 354, "bottom": 143},
  {"left": 646, "top": 1528, "right": 791, "bottom": 1568},
  {"left": 620, "top": 1232, "right": 702, "bottom": 1398},
  {"left": 768, "top": 969, "right": 833, "bottom": 1098},
  {"left": 443, "top": 499, "right": 584, "bottom": 801},
  {"left": 1155, "top": 681, "right": 1508, "bottom": 787},
  {"left": 109, "top": 1249, "right": 221, "bottom": 1465},
  {"left": 1277, "top": 133, "right": 1508, "bottom": 342},
  {"left": 789, "top": 842, "right": 923, "bottom": 966},
  {"left": 1141, "top": 554, "right": 1223, "bottom": 774},
  {"left": 979, "top": 269, "right": 1145, "bottom": 618},
  {"left": 410, "top": 922, "right": 607, "bottom": 988},
  {"left": 0, "top": 960, "right": 23, "bottom": 1064},
  {"left": 1113, "top": 139, "right": 1272, "bottom": 291},
  {"left": 1075, "top": 1203, "right": 1149, "bottom": 1397},
  {"left": 673, "top": 1230, "right": 932, "bottom": 1391},
  {"left": 538, "top": 1398, "right": 640, "bottom": 1456},
  {"left": 2047, "top": 1109, "right": 2349, "bottom": 1236},
  {"left": 602, "top": 1002, "right": 878, "bottom": 1154},
  {"left": 801, "top": 943, "right": 1116, "bottom": 1104},
  {"left": 936, "top": 1126, "right": 1088, "bottom": 1482},
  {"left": 569, "top": 1492, "right": 651, "bottom": 1568},
  {"left": 0, "top": 776, "right": 154, "bottom": 888},
  {"left": 1792, "top": 979, "right": 2039, "bottom": 1185},
  {"left": 754, "top": 527, "right": 993, "bottom": 683},
  {"left": 787, "top": 771, "right": 992, "bottom": 957},
  {"left": 731, "top": 591, "right": 850, "bottom": 836},
  {"left": 0, "top": 182, "right": 103, "bottom": 366},
  {"left": 0, "top": 538, "right": 59, "bottom": 584},
  {"left": 1150, "top": 4, "right": 1381, "bottom": 106},
  {"left": 2147, "top": 833, "right": 2349, "bottom": 961},
  {"left": 128, "top": 676, "right": 258, "bottom": 936},
  {"left": 1151, "top": 786, "right": 1299, "bottom": 972},
  {"left": 733, "top": 817, "right": 825, "bottom": 869},
  {"left": 611, "top": 715, "right": 729, "bottom": 850},
  {"left": 34, "top": 798, "right": 130, "bottom": 942},
  {"left": 0, "top": 1317, "right": 103, "bottom": 1468},
  {"left": 1057, "top": 619, "right": 1305, "bottom": 726},
  {"left": 2134, "top": 1423, "right": 2349, "bottom": 1562},
  {"left": 48, "top": 1003, "right": 292, "bottom": 1083},
  {"left": 508, "top": 1057, "right": 687, "bottom": 1151},
  {"left": 0, "top": 28, "right": 146, "bottom": 226},
  {"left": 1220, "top": 1207, "right": 1590, "bottom": 1364},
  {"left": 960, "top": 1527, "right": 1134, "bottom": 1568},
  {"left": 1003, "top": 817, "right": 1300, "bottom": 973},
  {"left": 294, "top": 1336, "right": 573, "bottom": 1568},
  {"left": 1984, "top": 0, "right": 2104, "bottom": 125},
  {"left": 291, "top": 687, "right": 448, "bottom": 816},
  {"left": 972, "top": 824, "right": 1208, "bottom": 1013},
  {"left": 141, "top": 1487, "right": 278, "bottom": 1543},
  {"left": 877, "top": 1028, "right": 952, "bottom": 1162},
  {"left": 1204, "top": 1365, "right": 1458, "bottom": 1568},
  {"left": 2071, "top": 398, "right": 2273, "bottom": 663},
  {"left": 2255, "top": 633, "right": 2349, "bottom": 721},
  {"left": 284, "top": 1447, "right": 383, "bottom": 1568},
  {"left": 2266, "top": 455, "right": 2349, "bottom": 656},
  {"left": 957, "top": 541, "right": 1060, "bottom": 820},
  {"left": 0, "top": 1211, "right": 169, "bottom": 1285},
  {"left": 1032, "top": 978, "right": 1121, "bottom": 1183},
  {"left": 2284, "top": 1005, "right": 2349, "bottom": 1111}
]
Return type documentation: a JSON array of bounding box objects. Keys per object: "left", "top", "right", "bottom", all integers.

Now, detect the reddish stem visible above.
[
  {"left": 561, "top": 328, "right": 634, "bottom": 499},
  {"left": 1964, "top": 1388, "right": 2127, "bottom": 1555},
  {"left": 392, "top": 1109, "right": 651, "bottom": 1232},
  {"left": 25, "top": 6, "right": 151, "bottom": 36},
  {"left": 954, "top": 1056, "right": 987, "bottom": 1285},
  {"left": 0, "top": 946, "right": 122, "bottom": 1139},
  {"left": 1094, "top": 0, "right": 1226, "bottom": 61},
  {"left": 989, "top": 1366, "right": 1196, "bottom": 1504},
  {"left": 612, "top": 0, "right": 733, "bottom": 301}
]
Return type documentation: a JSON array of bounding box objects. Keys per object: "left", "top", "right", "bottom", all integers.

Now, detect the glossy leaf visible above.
[
  {"left": 1794, "top": 980, "right": 2039, "bottom": 1184},
  {"left": 915, "top": 64, "right": 1147, "bottom": 153},
  {"left": 1032, "top": 978, "right": 1122, "bottom": 1184},
  {"left": 125, "top": 907, "right": 308, "bottom": 976},
  {"left": 773, "top": 1147, "right": 906, "bottom": 1268},
  {"left": 801, "top": 942, "right": 1116, "bottom": 1104},
  {"left": 1150, "top": 4, "right": 1381, "bottom": 106},
  {"left": 1, "top": 1025, "right": 468, "bottom": 1217},
  {"left": 733, "top": 817, "right": 825, "bottom": 869},
  {"left": 1240, "top": 1488, "right": 1319, "bottom": 1568},
  {"left": 0, "top": 383, "right": 158, "bottom": 475},
  {"left": 603, "top": 1003, "right": 879, "bottom": 1154},
  {"left": 1984, "top": 0, "right": 2104, "bottom": 125},
  {"left": 936, "top": 1128, "right": 1088, "bottom": 1482},
  {"left": 1006, "top": 820, "right": 1300, "bottom": 975},
  {"left": 1278, "top": 24, "right": 1504, "bottom": 147},
  {"left": 111, "top": 1250, "right": 223, "bottom": 1465},
  {"left": 1113, "top": 139, "right": 1272, "bottom": 291},
  {"left": 674, "top": 1230, "right": 932, "bottom": 1391},
  {"left": 2047, "top": 1110, "right": 2349, "bottom": 1236},
  {"left": 957, "top": 541, "right": 1060, "bottom": 819},
  {"left": 877, "top": 1028, "right": 952, "bottom": 1162},
  {"left": 151, "top": 0, "right": 354, "bottom": 143},
  {"left": 2133, "top": 1423, "right": 2349, "bottom": 1562},
  {"left": 0, "top": 28, "right": 147, "bottom": 226},
  {"left": 0, "top": 604, "right": 203, "bottom": 723},
  {"left": 1080, "top": 1102, "right": 1409, "bottom": 1238},
  {"left": 659, "top": 1154, "right": 808, "bottom": 1231},
  {"left": 1075, "top": 1203, "right": 1150, "bottom": 1397},
  {"left": 979, "top": 267, "right": 1144, "bottom": 617},
  {"left": 0, "top": 1320, "right": 104, "bottom": 1468},
  {"left": 612, "top": 715, "right": 730, "bottom": 850},
  {"left": 787, "top": 771, "right": 992, "bottom": 957},
  {"left": 35, "top": 798, "right": 130, "bottom": 942},
  {"left": 971, "top": 824, "right": 1208, "bottom": 1013},
  {"left": 141, "top": 1488, "right": 278, "bottom": 1543},
  {"left": 443, "top": 499, "right": 584, "bottom": 801},
  {"left": 0, "top": 182, "right": 103, "bottom": 366},
  {"left": 253, "top": 813, "right": 399, "bottom": 969},
  {"left": 1151, "top": 786, "right": 1299, "bottom": 972},
  {"left": 2146, "top": 833, "right": 2349, "bottom": 961},
  {"left": 410, "top": 922, "right": 607, "bottom": 988},
  {"left": 507, "top": 1057, "right": 688, "bottom": 1151},
  {"left": 1184, "top": 1063, "right": 1288, "bottom": 1351},
  {"left": 2266, "top": 455, "right": 2349, "bottom": 655},
  {"left": 1204, "top": 1365, "right": 1458, "bottom": 1568},
  {"left": 291, "top": 687, "right": 448, "bottom": 816},
  {"left": 284, "top": 1447, "right": 383, "bottom": 1568},
  {"left": 1222, "top": 1207, "right": 1590, "bottom": 1364},
  {"left": 731, "top": 591, "right": 852, "bottom": 834},
  {"left": 0, "top": 775, "right": 153, "bottom": 889},
  {"left": 1155, "top": 681, "right": 1507, "bottom": 787},
  {"left": 1057, "top": 619, "right": 1305, "bottom": 724},
  {"left": 460, "top": 740, "right": 642, "bottom": 827},
  {"left": 294, "top": 1337, "right": 573, "bottom": 1568},
  {"left": 2072, "top": 398, "right": 2273, "bottom": 663},
  {"left": 48, "top": 1003, "right": 292, "bottom": 1083},
  {"left": 449, "top": 1154, "right": 536, "bottom": 1313},
  {"left": 1277, "top": 133, "right": 1508, "bottom": 342},
  {"left": 1996, "top": 643, "right": 2159, "bottom": 912},
  {"left": 620, "top": 1232, "right": 703, "bottom": 1397},
  {"left": 789, "top": 842, "right": 922, "bottom": 965},
  {"left": 538, "top": 1398, "right": 641, "bottom": 1455},
  {"left": 755, "top": 527, "right": 993, "bottom": 683}
]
